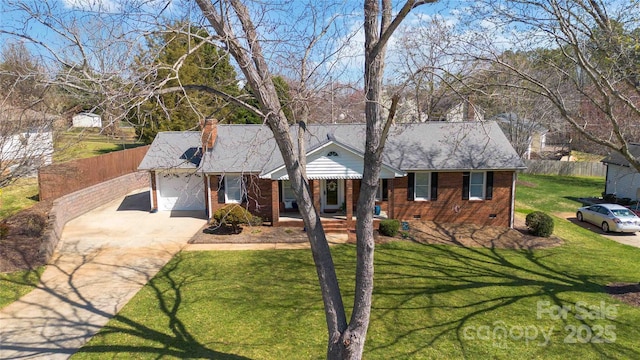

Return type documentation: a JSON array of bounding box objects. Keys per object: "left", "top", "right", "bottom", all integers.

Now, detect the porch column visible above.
[
  {"left": 312, "top": 180, "right": 321, "bottom": 213},
  {"left": 271, "top": 180, "right": 279, "bottom": 225},
  {"left": 346, "top": 179, "right": 353, "bottom": 226},
  {"left": 150, "top": 171, "right": 158, "bottom": 212},
  {"left": 389, "top": 178, "right": 395, "bottom": 219}
]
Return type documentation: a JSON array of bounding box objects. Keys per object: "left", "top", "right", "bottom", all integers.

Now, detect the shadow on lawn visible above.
[
  {"left": 75, "top": 255, "right": 250, "bottom": 359},
  {"left": 368, "top": 222, "right": 638, "bottom": 358},
  {"left": 0, "top": 249, "right": 250, "bottom": 360}
]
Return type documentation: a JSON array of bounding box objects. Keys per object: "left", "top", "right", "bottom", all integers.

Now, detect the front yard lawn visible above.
[
  {"left": 0, "top": 268, "right": 44, "bottom": 309},
  {"left": 72, "top": 174, "right": 640, "bottom": 358}
]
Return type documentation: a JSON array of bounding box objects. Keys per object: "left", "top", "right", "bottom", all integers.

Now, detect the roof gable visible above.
[{"left": 264, "top": 141, "right": 404, "bottom": 180}]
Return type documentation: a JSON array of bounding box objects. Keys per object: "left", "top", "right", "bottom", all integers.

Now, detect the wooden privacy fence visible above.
[
  {"left": 38, "top": 145, "right": 150, "bottom": 201},
  {"left": 522, "top": 160, "right": 606, "bottom": 177}
]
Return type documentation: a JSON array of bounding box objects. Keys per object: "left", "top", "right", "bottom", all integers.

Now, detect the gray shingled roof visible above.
[
  {"left": 138, "top": 132, "right": 203, "bottom": 170},
  {"left": 601, "top": 144, "right": 640, "bottom": 167},
  {"left": 139, "top": 121, "right": 526, "bottom": 174}
]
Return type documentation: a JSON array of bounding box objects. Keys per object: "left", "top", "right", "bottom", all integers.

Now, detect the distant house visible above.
[
  {"left": 0, "top": 108, "right": 55, "bottom": 179},
  {"left": 494, "top": 113, "right": 548, "bottom": 159},
  {"left": 72, "top": 112, "right": 102, "bottom": 128},
  {"left": 445, "top": 100, "right": 485, "bottom": 122},
  {"left": 602, "top": 144, "right": 640, "bottom": 200},
  {"left": 139, "top": 120, "right": 526, "bottom": 228}
]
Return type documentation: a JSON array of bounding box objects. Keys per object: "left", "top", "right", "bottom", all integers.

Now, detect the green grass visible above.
[
  {"left": 516, "top": 173, "right": 603, "bottom": 214},
  {"left": 54, "top": 140, "right": 145, "bottom": 163},
  {"left": 0, "top": 267, "right": 44, "bottom": 309},
  {"left": 0, "top": 178, "right": 39, "bottom": 220},
  {"left": 73, "top": 174, "right": 640, "bottom": 359}
]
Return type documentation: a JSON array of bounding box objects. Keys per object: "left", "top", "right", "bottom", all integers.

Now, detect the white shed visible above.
[{"left": 72, "top": 113, "right": 102, "bottom": 128}]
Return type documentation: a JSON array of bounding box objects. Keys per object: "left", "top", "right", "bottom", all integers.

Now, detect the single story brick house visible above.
[{"left": 138, "top": 120, "right": 526, "bottom": 228}]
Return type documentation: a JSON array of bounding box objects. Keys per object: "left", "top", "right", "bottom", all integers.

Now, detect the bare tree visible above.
[
  {"left": 393, "top": 15, "right": 467, "bottom": 121},
  {"left": 1, "top": 1, "right": 435, "bottom": 358},
  {"left": 0, "top": 42, "right": 57, "bottom": 188},
  {"left": 194, "top": 1, "right": 434, "bottom": 357},
  {"left": 462, "top": 0, "right": 640, "bottom": 169}
]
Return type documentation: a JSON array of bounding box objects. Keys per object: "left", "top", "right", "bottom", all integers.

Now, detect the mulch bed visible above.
[
  {"left": 374, "top": 218, "right": 564, "bottom": 250},
  {"left": 0, "top": 200, "right": 52, "bottom": 273},
  {"left": 605, "top": 283, "right": 640, "bottom": 308},
  {"left": 189, "top": 224, "right": 309, "bottom": 244}
]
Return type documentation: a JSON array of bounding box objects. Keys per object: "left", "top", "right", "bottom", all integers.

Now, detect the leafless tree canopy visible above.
[{"left": 459, "top": 0, "right": 640, "bottom": 167}]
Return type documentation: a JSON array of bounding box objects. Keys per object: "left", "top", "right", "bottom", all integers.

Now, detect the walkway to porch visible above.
[{"left": 276, "top": 211, "right": 388, "bottom": 235}]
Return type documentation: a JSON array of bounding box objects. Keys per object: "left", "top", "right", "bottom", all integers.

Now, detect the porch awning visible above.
[{"left": 260, "top": 140, "right": 405, "bottom": 180}]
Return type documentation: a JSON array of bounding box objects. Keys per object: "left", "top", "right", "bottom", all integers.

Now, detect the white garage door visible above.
[{"left": 157, "top": 172, "right": 206, "bottom": 211}]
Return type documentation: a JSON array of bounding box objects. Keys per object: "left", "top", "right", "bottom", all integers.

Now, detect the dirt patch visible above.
[
  {"left": 189, "top": 224, "right": 309, "bottom": 244},
  {"left": 0, "top": 201, "right": 52, "bottom": 273},
  {"left": 379, "top": 218, "right": 562, "bottom": 250},
  {"left": 606, "top": 283, "right": 640, "bottom": 308}
]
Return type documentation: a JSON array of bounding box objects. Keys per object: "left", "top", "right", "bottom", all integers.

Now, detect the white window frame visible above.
[
  {"left": 469, "top": 171, "right": 486, "bottom": 200},
  {"left": 225, "top": 174, "right": 244, "bottom": 203},
  {"left": 414, "top": 172, "right": 430, "bottom": 201},
  {"left": 281, "top": 180, "right": 296, "bottom": 202}
]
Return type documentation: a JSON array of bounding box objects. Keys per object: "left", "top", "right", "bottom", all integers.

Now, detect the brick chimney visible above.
[{"left": 201, "top": 118, "right": 218, "bottom": 151}]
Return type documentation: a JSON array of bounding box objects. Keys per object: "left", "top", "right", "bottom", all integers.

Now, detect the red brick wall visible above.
[
  {"left": 246, "top": 177, "right": 273, "bottom": 221},
  {"left": 392, "top": 171, "right": 514, "bottom": 227},
  {"left": 208, "top": 175, "right": 274, "bottom": 223},
  {"left": 40, "top": 172, "right": 149, "bottom": 263}
]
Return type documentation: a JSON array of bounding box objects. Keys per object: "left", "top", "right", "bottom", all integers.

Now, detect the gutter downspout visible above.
[{"left": 206, "top": 174, "right": 212, "bottom": 221}]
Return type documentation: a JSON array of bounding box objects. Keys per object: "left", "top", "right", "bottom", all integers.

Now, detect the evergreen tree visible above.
[{"left": 132, "top": 23, "right": 242, "bottom": 143}]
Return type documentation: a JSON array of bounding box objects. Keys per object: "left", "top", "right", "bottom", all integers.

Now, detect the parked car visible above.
[{"left": 576, "top": 203, "right": 640, "bottom": 233}]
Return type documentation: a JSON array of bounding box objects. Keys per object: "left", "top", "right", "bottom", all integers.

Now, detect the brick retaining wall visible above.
[{"left": 39, "top": 172, "right": 149, "bottom": 262}]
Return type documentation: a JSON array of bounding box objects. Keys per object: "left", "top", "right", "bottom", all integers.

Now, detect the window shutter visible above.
[
  {"left": 462, "top": 172, "right": 470, "bottom": 200},
  {"left": 382, "top": 179, "right": 389, "bottom": 201},
  {"left": 407, "top": 173, "right": 415, "bottom": 201},
  {"left": 486, "top": 171, "right": 494, "bottom": 200},
  {"left": 431, "top": 172, "right": 438, "bottom": 201},
  {"left": 217, "top": 175, "right": 225, "bottom": 204},
  {"left": 278, "top": 180, "right": 283, "bottom": 202}
]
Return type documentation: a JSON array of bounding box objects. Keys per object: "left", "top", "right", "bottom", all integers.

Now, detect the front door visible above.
[{"left": 322, "top": 179, "right": 343, "bottom": 212}]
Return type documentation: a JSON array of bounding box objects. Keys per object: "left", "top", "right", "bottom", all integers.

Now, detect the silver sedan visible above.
[{"left": 576, "top": 203, "right": 640, "bottom": 233}]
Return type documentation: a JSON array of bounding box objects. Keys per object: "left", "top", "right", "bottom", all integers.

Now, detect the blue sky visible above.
[
  {"left": 4, "top": 0, "right": 632, "bottom": 86},
  {"left": 0, "top": 0, "right": 465, "bottom": 82}
]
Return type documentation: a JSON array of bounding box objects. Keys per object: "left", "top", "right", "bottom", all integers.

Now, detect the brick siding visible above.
[{"left": 391, "top": 171, "right": 513, "bottom": 227}]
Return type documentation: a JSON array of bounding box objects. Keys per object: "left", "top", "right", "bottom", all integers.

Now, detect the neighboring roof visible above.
[
  {"left": 601, "top": 144, "right": 640, "bottom": 167},
  {"left": 73, "top": 112, "right": 101, "bottom": 118},
  {"left": 492, "top": 113, "right": 548, "bottom": 133},
  {"left": 140, "top": 121, "right": 526, "bottom": 175},
  {"left": 137, "top": 132, "right": 203, "bottom": 170}
]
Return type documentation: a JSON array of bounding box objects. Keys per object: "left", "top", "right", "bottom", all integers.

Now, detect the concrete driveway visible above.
[
  {"left": 0, "top": 190, "right": 206, "bottom": 359},
  {"left": 561, "top": 213, "right": 640, "bottom": 248}
]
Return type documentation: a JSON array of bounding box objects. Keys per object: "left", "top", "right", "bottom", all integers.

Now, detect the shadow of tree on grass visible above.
[
  {"left": 365, "top": 222, "right": 640, "bottom": 358},
  {"left": 0, "top": 249, "right": 250, "bottom": 359}
]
